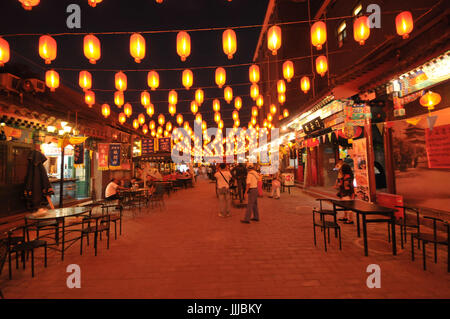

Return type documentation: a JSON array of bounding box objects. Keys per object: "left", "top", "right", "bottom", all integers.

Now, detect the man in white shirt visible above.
[
  {"left": 105, "top": 178, "right": 125, "bottom": 200},
  {"left": 214, "top": 163, "right": 232, "bottom": 217},
  {"left": 241, "top": 165, "right": 260, "bottom": 223}
]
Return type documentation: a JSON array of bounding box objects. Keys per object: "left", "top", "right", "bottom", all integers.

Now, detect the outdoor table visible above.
[
  {"left": 177, "top": 177, "right": 192, "bottom": 188},
  {"left": 331, "top": 199, "right": 397, "bottom": 256},
  {"left": 25, "top": 206, "right": 91, "bottom": 261}
]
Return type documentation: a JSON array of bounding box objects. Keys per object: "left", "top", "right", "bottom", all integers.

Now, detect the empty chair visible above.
[
  {"left": 102, "top": 204, "right": 123, "bottom": 240},
  {"left": 388, "top": 206, "right": 420, "bottom": 249},
  {"left": 80, "top": 213, "right": 110, "bottom": 256},
  {"left": 312, "top": 209, "right": 342, "bottom": 252},
  {"left": 411, "top": 216, "right": 449, "bottom": 272}
]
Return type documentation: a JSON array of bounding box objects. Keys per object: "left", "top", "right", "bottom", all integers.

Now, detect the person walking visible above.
[
  {"left": 270, "top": 170, "right": 281, "bottom": 199},
  {"left": 241, "top": 165, "right": 260, "bottom": 224},
  {"left": 214, "top": 163, "right": 232, "bottom": 217},
  {"left": 231, "top": 163, "right": 247, "bottom": 203},
  {"left": 336, "top": 162, "right": 355, "bottom": 224}
]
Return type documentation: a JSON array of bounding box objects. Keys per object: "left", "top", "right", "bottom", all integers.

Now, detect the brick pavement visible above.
[{"left": 1, "top": 177, "right": 449, "bottom": 299}]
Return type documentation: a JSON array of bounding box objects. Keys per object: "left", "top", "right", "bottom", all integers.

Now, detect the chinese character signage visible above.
[
  {"left": 302, "top": 117, "right": 324, "bottom": 134},
  {"left": 141, "top": 138, "right": 155, "bottom": 156},
  {"left": 349, "top": 137, "right": 371, "bottom": 202},
  {"left": 109, "top": 143, "right": 121, "bottom": 167},
  {"left": 98, "top": 143, "right": 109, "bottom": 170},
  {"left": 425, "top": 124, "right": 450, "bottom": 169},
  {"left": 74, "top": 143, "right": 84, "bottom": 165},
  {"left": 158, "top": 137, "right": 171, "bottom": 153},
  {"left": 344, "top": 102, "right": 371, "bottom": 126}
]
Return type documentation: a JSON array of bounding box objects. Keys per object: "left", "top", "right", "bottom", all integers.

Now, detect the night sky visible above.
[{"left": 0, "top": 0, "right": 270, "bottom": 128}]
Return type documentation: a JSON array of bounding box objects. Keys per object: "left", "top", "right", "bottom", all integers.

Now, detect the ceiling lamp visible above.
[
  {"left": 141, "top": 90, "right": 151, "bottom": 107},
  {"left": 147, "top": 104, "right": 155, "bottom": 117},
  {"left": 176, "top": 114, "right": 183, "bottom": 126},
  {"left": 267, "top": 25, "right": 281, "bottom": 55},
  {"left": 195, "top": 88, "right": 204, "bottom": 105},
  {"left": 83, "top": 34, "right": 101, "bottom": 64},
  {"left": 39, "top": 35, "right": 57, "bottom": 64},
  {"left": 311, "top": 21, "right": 327, "bottom": 50},
  {"left": 0, "top": 37, "right": 10, "bottom": 66},
  {"left": 166, "top": 121, "right": 173, "bottom": 132},
  {"left": 270, "top": 104, "right": 277, "bottom": 115},
  {"left": 222, "top": 29, "right": 237, "bottom": 59},
  {"left": 138, "top": 113, "right": 146, "bottom": 125},
  {"left": 396, "top": 11, "right": 414, "bottom": 39},
  {"left": 149, "top": 120, "right": 156, "bottom": 130},
  {"left": 158, "top": 114, "right": 165, "bottom": 126},
  {"left": 124, "top": 103, "right": 133, "bottom": 117},
  {"left": 215, "top": 67, "right": 226, "bottom": 88},
  {"left": 278, "top": 93, "right": 285, "bottom": 105},
  {"left": 283, "top": 109, "right": 289, "bottom": 118},
  {"left": 168, "top": 90, "right": 178, "bottom": 105},
  {"left": 250, "top": 83, "right": 259, "bottom": 100},
  {"left": 191, "top": 101, "right": 198, "bottom": 114},
  {"left": 195, "top": 113, "right": 202, "bottom": 124},
  {"left": 130, "top": 33, "right": 146, "bottom": 63},
  {"left": 300, "top": 76, "right": 310, "bottom": 93},
  {"left": 316, "top": 55, "right": 328, "bottom": 77},
  {"left": 79, "top": 71, "right": 92, "bottom": 91},
  {"left": 249, "top": 64, "right": 260, "bottom": 84},
  {"left": 420, "top": 91, "right": 441, "bottom": 110},
  {"left": 277, "top": 79, "right": 286, "bottom": 94},
  {"left": 133, "top": 119, "right": 139, "bottom": 129},
  {"left": 213, "top": 99, "right": 221, "bottom": 112},
  {"left": 85, "top": 90, "right": 95, "bottom": 107},
  {"left": 232, "top": 110, "right": 239, "bottom": 121},
  {"left": 234, "top": 96, "right": 242, "bottom": 110},
  {"left": 169, "top": 104, "right": 176, "bottom": 116},
  {"left": 214, "top": 112, "right": 221, "bottom": 123},
  {"left": 88, "top": 0, "right": 102, "bottom": 7},
  {"left": 256, "top": 95, "right": 264, "bottom": 108},
  {"left": 251, "top": 106, "right": 258, "bottom": 117},
  {"left": 45, "top": 70, "right": 59, "bottom": 92},
  {"left": 142, "top": 124, "right": 148, "bottom": 134},
  {"left": 18, "top": 0, "right": 40, "bottom": 10},
  {"left": 176, "top": 31, "right": 191, "bottom": 62},
  {"left": 354, "top": 16, "right": 370, "bottom": 45},
  {"left": 147, "top": 70, "right": 159, "bottom": 91},
  {"left": 182, "top": 69, "right": 193, "bottom": 90},
  {"left": 115, "top": 71, "right": 127, "bottom": 91},
  {"left": 118, "top": 112, "right": 126, "bottom": 124},
  {"left": 101, "top": 104, "right": 110, "bottom": 118},
  {"left": 114, "top": 91, "right": 124, "bottom": 108},
  {"left": 224, "top": 86, "right": 233, "bottom": 104},
  {"left": 283, "top": 60, "right": 294, "bottom": 82}
]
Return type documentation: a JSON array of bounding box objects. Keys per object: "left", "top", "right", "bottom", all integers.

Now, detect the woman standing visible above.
[{"left": 336, "top": 163, "right": 355, "bottom": 224}]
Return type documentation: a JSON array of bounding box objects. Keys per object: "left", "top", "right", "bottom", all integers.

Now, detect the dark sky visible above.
[{"left": 0, "top": 0, "right": 270, "bottom": 128}]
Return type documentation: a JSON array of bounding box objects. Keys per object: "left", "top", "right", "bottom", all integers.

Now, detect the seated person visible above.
[
  {"left": 122, "top": 178, "right": 132, "bottom": 188},
  {"left": 105, "top": 178, "right": 126, "bottom": 200}
]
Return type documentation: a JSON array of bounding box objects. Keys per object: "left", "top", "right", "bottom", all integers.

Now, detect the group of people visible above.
[{"left": 214, "top": 163, "right": 261, "bottom": 224}]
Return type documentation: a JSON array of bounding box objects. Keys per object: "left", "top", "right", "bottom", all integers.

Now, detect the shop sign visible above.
[
  {"left": 344, "top": 103, "right": 371, "bottom": 126},
  {"left": 302, "top": 117, "right": 324, "bottom": 134},
  {"left": 98, "top": 143, "right": 109, "bottom": 170},
  {"left": 109, "top": 143, "right": 121, "bottom": 167},
  {"left": 158, "top": 137, "right": 172, "bottom": 153},
  {"left": 425, "top": 124, "right": 450, "bottom": 169},
  {"left": 141, "top": 138, "right": 155, "bottom": 155},
  {"left": 349, "top": 137, "right": 371, "bottom": 202},
  {"left": 74, "top": 143, "right": 84, "bottom": 165}
]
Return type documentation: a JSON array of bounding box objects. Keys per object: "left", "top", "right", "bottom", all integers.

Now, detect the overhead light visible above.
[
  {"left": 47, "top": 125, "right": 56, "bottom": 133},
  {"left": 60, "top": 121, "right": 68, "bottom": 127},
  {"left": 58, "top": 130, "right": 65, "bottom": 135},
  {"left": 63, "top": 125, "right": 72, "bottom": 133}
]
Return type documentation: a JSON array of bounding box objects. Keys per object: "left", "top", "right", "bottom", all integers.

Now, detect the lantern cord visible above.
[
  {"left": 49, "top": 46, "right": 359, "bottom": 73},
  {"left": 0, "top": 9, "right": 430, "bottom": 38}
]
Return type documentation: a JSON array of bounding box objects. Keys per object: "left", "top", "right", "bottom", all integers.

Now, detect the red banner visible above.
[
  {"left": 425, "top": 124, "right": 450, "bottom": 169},
  {"left": 98, "top": 143, "right": 109, "bottom": 170}
]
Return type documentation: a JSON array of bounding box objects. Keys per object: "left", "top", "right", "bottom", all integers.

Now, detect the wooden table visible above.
[
  {"left": 26, "top": 206, "right": 91, "bottom": 261},
  {"left": 331, "top": 200, "right": 397, "bottom": 256}
]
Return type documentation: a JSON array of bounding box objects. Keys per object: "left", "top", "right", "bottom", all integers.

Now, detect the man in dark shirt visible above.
[{"left": 231, "top": 163, "right": 247, "bottom": 203}]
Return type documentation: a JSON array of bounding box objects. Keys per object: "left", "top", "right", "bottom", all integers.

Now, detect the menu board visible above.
[
  {"left": 158, "top": 137, "right": 171, "bottom": 153},
  {"left": 349, "top": 137, "right": 371, "bottom": 202},
  {"left": 74, "top": 143, "right": 84, "bottom": 165},
  {"left": 109, "top": 143, "right": 121, "bottom": 167},
  {"left": 425, "top": 124, "right": 450, "bottom": 169},
  {"left": 141, "top": 138, "right": 155, "bottom": 156}
]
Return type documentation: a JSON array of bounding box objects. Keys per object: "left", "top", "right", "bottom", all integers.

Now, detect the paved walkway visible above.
[{"left": 1, "top": 177, "right": 449, "bottom": 299}]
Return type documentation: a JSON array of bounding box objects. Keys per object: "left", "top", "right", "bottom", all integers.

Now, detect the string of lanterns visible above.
[{"left": 1, "top": 6, "right": 416, "bottom": 139}]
